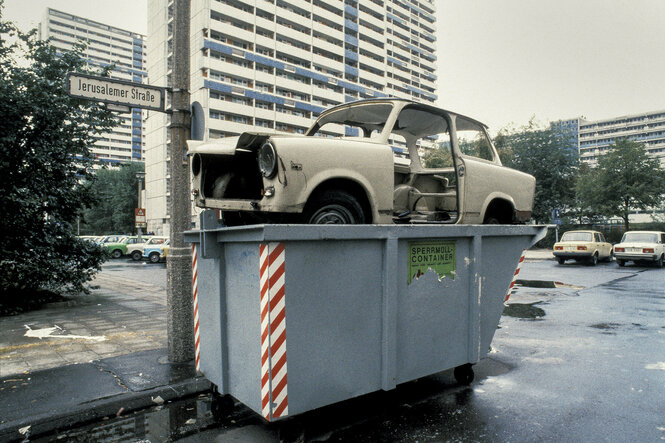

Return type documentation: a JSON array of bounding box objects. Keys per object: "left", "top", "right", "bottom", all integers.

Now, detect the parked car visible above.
[
  {"left": 103, "top": 236, "right": 142, "bottom": 259},
  {"left": 188, "top": 98, "right": 535, "bottom": 226},
  {"left": 127, "top": 236, "right": 165, "bottom": 261},
  {"left": 552, "top": 230, "right": 613, "bottom": 265},
  {"left": 143, "top": 241, "right": 169, "bottom": 264},
  {"left": 613, "top": 231, "right": 665, "bottom": 267},
  {"left": 97, "top": 235, "right": 124, "bottom": 245}
]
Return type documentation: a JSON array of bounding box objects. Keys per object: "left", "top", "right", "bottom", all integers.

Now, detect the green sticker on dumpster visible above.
[{"left": 408, "top": 241, "right": 456, "bottom": 284}]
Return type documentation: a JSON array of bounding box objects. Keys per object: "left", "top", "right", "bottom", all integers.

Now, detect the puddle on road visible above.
[
  {"left": 589, "top": 322, "right": 622, "bottom": 335},
  {"left": 503, "top": 302, "right": 545, "bottom": 319},
  {"left": 515, "top": 279, "right": 584, "bottom": 289},
  {"left": 31, "top": 394, "right": 246, "bottom": 443},
  {"left": 589, "top": 322, "right": 621, "bottom": 330}
]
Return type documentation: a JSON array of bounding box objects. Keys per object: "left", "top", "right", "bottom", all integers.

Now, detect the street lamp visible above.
[{"left": 136, "top": 171, "right": 146, "bottom": 242}]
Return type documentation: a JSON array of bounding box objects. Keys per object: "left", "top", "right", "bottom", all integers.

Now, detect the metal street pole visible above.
[
  {"left": 167, "top": 0, "right": 194, "bottom": 363},
  {"left": 136, "top": 171, "right": 145, "bottom": 243}
]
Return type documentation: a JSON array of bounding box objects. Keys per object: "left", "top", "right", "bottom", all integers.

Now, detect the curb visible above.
[{"left": 0, "top": 376, "right": 211, "bottom": 441}]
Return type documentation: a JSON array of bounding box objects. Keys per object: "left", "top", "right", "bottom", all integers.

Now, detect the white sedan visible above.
[{"left": 614, "top": 231, "right": 665, "bottom": 267}]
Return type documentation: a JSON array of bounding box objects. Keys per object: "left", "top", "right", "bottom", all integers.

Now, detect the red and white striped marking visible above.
[
  {"left": 192, "top": 244, "right": 201, "bottom": 371},
  {"left": 505, "top": 248, "right": 527, "bottom": 302},
  {"left": 259, "top": 242, "right": 289, "bottom": 421}
]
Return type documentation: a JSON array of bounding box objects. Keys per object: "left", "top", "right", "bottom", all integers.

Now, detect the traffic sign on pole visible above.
[
  {"left": 135, "top": 208, "right": 147, "bottom": 228},
  {"left": 67, "top": 72, "right": 166, "bottom": 112}
]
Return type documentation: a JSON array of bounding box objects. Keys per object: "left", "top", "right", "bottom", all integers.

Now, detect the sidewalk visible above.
[
  {"left": 0, "top": 349, "right": 210, "bottom": 441},
  {"left": 525, "top": 248, "right": 553, "bottom": 261},
  {"left": 0, "top": 265, "right": 210, "bottom": 441}
]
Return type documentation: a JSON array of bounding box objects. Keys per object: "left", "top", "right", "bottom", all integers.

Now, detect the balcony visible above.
[
  {"left": 312, "top": 36, "right": 343, "bottom": 56},
  {"left": 312, "top": 53, "right": 344, "bottom": 72},
  {"left": 275, "top": 110, "right": 312, "bottom": 127},
  {"left": 312, "top": 4, "right": 343, "bottom": 24},
  {"left": 358, "top": 53, "right": 385, "bottom": 72}
]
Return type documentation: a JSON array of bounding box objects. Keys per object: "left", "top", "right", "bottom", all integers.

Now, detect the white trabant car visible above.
[
  {"left": 613, "top": 231, "right": 665, "bottom": 267},
  {"left": 127, "top": 236, "right": 167, "bottom": 261},
  {"left": 188, "top": 99, "right": 535, "bottom": 225},
  {"left": 552, "top": 230, "right": 613, "bottom": 266}
]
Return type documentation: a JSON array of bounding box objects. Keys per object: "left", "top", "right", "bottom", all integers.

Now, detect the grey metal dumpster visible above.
[{"left": 184, "top": 223, "right": 547, "bottom": 422}]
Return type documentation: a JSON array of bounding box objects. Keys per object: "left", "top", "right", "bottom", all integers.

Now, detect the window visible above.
[
  {"left": 255, "top": 100, "right": 272, "bottom": 109},
  {"left": 456, "top": 117, "right": 494, "bottom": 161}
]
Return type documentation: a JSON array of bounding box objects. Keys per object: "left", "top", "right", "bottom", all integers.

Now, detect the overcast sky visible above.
[{"left": 5, "top": 0, "right": 665, "bottom": 133}]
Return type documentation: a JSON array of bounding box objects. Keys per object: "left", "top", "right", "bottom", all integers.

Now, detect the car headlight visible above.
[{"left": 258, "top": 141, "right": 277, "bottom": 178}]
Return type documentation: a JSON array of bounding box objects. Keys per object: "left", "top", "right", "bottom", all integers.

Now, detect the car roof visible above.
[
  {"left": 623, "top": 230, "right": 664, "bottom": 234},
  {"left": 319, "top": 98, "right": 490, "bottom": 130}
]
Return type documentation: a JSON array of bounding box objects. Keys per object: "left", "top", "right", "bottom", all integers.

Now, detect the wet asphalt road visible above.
[{"left": 47, "top": 258, "right": 665, "bottom": 442}]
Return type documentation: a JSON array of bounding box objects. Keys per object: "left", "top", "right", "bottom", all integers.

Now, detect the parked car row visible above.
[
  {"left": 553, "top": 230, "right": 665, "bottom": 267},
  {"left": 78, "top": 235, "right": 170, "bottom": 264}
]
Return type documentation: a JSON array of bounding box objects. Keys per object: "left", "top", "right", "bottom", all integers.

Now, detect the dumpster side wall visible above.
[
  {"left": 479, "top": 238, "right": 529, "bottom": 353},
  {"left": 396, "top": 238, "right": 471, "bottom": 384},
  {"left": 283, "top": 240, "right": 384, "bottom": 416},
  {"left": 223, "top": 243, "right": 263, "bottom": 413},
  {"left": 197, "top": 253, "right": 224, "bottom": 391}
]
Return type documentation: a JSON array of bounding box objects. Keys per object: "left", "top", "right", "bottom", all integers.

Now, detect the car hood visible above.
[{"left": 187, "top": 132, "right": 307, "bottom": 155}]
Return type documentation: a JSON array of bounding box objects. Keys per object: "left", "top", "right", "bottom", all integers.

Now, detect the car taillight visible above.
[
  {"left": 554, "top": 246, "right": 563, "bottom": 250},
  {"left": 577, "top": 246, "right": 587, "bottom": 251},
  {"left": 615, "top": 247, "right": 624, "bottom": 252},
  {"left": 643, "top": 248, "right": 654, "bottom": 253}
]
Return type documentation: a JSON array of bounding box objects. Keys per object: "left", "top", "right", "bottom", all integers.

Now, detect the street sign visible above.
[
  {"left": 67, "top": 72, "right": 166, "bottom": 112},
  {"left": 135, "top": 208, "right": 147, "bottom": 228}
]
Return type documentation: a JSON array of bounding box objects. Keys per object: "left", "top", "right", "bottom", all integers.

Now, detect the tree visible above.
[
  {"left": 422, "top": 142, "right": 453, "bottom": 168},
  {"left": 494, "top": 120, "right": 579, "bottom": 224},
  {"left": 575, "top": 138, "right": 665, "bottom": 230},
  {"left": 81, "top": 162, "right": 144, "bottom": 235},
  {"left": 0, "top": 9, "right": 118, "bottom": 298}
]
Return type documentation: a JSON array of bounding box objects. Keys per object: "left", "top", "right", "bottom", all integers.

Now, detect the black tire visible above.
[
  {"left": 211, "top": 394, "right": 235, "bottom": 421},
  {"left": 111, "top": 249, "right": 123, "bottom": 259},
  {"left": 305, "top": 190, "right": 365, "bottom": 224},
  {"left": 149, "top": 252, "right": 161, "bottom": 263},
  {"left": 131, "top": 250, "right": 142, "bottom": 261},
  {"left": 617, "top": 259, "right": 625, "bottom": 267},
  {"left": 656, "top": 255, "right": 664, "bottom": 268},
  {"left": 557, "top": 257, "right": 565, "bottom": 265},
  {"left": 483, "top": 216, "right": 500, "bottom": 224},
  {"left": 454, "top": 363, "right": 474, "bottom": 385},
  {"left": 588, "top": 253, "right": 598, "bottom": 266}
]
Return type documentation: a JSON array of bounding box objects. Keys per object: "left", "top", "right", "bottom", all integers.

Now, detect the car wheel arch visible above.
[
  {"left": 482, "top": 197, "right": 515, "bottom": 224},
  {"left": 304, "top": 177, "right": 374, "bottom": 223}
]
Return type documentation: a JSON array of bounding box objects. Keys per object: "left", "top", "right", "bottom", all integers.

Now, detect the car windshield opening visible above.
[{"left": 308, "top": 103, "right": 393, "bottom": 138}]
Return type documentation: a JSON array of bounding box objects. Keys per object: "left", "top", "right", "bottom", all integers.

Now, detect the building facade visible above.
[
  {"left": 549, "top": 117, "right": 581, "bottom": 159},
  {"left": 40, "top": 8, "right": 147, "bottom": 165},
  {"left": 553, "top": 111, "right": 665, "bottom": 168},
  {"left": 146, "top": 0, "right": 438, "bottom": 235}
]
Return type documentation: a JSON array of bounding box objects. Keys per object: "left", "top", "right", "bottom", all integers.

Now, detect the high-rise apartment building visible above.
[
  {"left": 146, "top": 0, "right": 438, "bottom": 235},
  {"left": 40, "top": 8, "right": 147, "bottom": 165},
  {"left": 552, "top": 111, "right": 665, "bottom": 167},
  {"left": 549, "top": 118, "right": 581, "bottom": 158}
]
